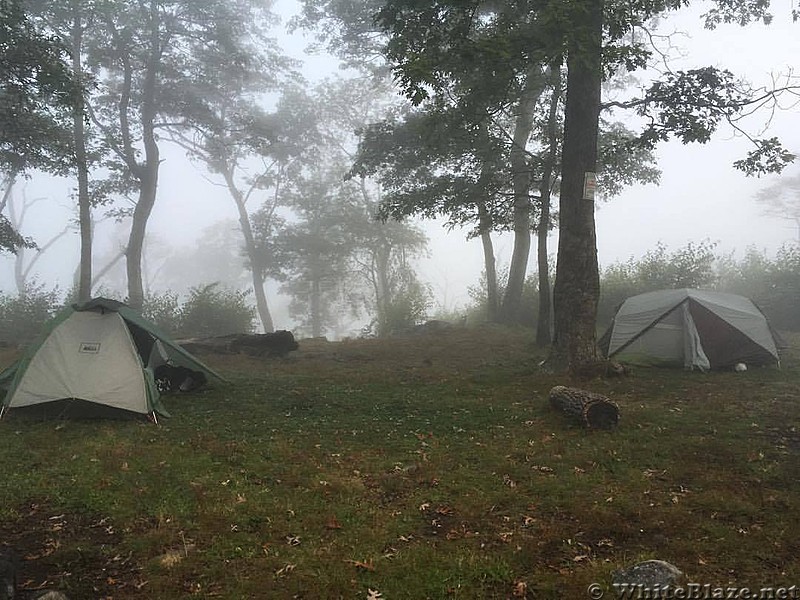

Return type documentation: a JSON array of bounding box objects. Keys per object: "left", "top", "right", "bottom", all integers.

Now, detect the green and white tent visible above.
[
  {"left": 599, "top": 289, "right": 781, "bottom": 370},
  {"left": 0, "top": 298, "right": 224, "bottom": 420}
]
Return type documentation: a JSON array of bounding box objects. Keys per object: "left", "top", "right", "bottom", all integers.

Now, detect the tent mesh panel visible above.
[{"left": 689, "top": 301, "right": 777, "bottom": 368}]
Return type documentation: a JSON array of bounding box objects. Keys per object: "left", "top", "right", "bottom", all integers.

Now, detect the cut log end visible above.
[
  {"left": 549, "top": 385, "right": 620, "bottom": 429},
  {"left": 583, "top": 400, "right": 620, "bottom": 429}
]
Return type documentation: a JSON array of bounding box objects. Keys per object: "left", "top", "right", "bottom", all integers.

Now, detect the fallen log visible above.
[
  {"left": 548, "top": 385, "right": 620, "bottom": 429},
  {"left": 177, "top": 331, "right": 299, "bottom": 357},
  {"left": 228, "top": 331, "right": 299, "bottom": 357}
]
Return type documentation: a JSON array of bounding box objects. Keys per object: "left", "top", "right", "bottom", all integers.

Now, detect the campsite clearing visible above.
[{"left": 0, "top": 326, "right": 799, "bottom": 599}]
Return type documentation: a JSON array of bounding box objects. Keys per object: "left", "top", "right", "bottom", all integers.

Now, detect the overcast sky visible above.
[{"left": 1, "top": 2, "right": 798, "bottom": 322}]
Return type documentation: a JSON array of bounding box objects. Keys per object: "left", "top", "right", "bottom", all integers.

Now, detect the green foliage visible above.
[
  {"left": 718, "top": 244, "right": 800, "bottom": 330},
  {"left": 428, "top": 303, "right": 468, "bottom": 324},
  {"left": 140, "top": 286, "right": 256, "bottom": 338},
  {"left": 599, "top": 241, "right": 800, "bottom": 331},
  {"left": 596, "top": 122, "right": 661, "bottom": 198},
  {"left": 467, "top": 268, "right": 549, "bottom": 328},
  {"left": 375, "top": 276, "right": 432, "bottom": 336},
  {"left": 637, "top": 68, "right": 748, "bottom": 145},
  {"left": 141, "top": 291, "right": 182, "bottom": 336},
  {"left": 629, "top": 68, "right": 795, "bottom": 176},
  {"left": 733, "top": 137, "right": 797, "bottom": 176},
  {"left": 247, "top": 76, "right": 430, "bottom": 339},
  {"left": 0, "top": 211, "right": 35, "bottom": 255},
  {"left": 269, "top": 162, "right": 362, "bottom": 338},
  {"left": 769, "top": 244, "right": 800, "bottom": 329},
  {"left": 0, "top": 0, "right": 79, "bottom": 176},
  {"left": 598, "top": 240, "right": 719, "bottom": 323},
  {"left": 702, "top": 0, "right": 773, "bottom": 29},
  {"left": 178, "top": 284, "right": 256, "bottom": 338},
  {"left": 0, "top": 285, "right": 256, "bottom": 344},
  {"left": 0, "top": 282, "right": 61, "bottom": 343}
]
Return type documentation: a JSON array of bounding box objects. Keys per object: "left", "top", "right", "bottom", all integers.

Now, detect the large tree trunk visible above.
[
  {"left": 551, "top": 0, "right": 603, "bottom": 371},
  {"left": 535, "top": 61, "right": 563, "bottom": 347},
  {"left": 125, "top": 0, "right": 160, "bottom": 310},
  {"left": 499, "top": 65, "right": 546, "bottom": 324},
  {"left": 0, "top": 172, "right": 15, "bottom": 214},
  {"left": 126, "top": 167, "right": 157, "bottom": 309},
  {"left": 477, "top": 200, "right": 499, "bottom": 322},
  {"left": 310, "top": 260, "right": 322, "bottom": 338},
  {"left": 224, "top": 172, "right": 275, "bottom": 333},
  {"left": 374, "top": 244, "right": 392, "bottom": 336},
  {"left": 359, "top": 180, "right": 393, "bottom": 336},
  {"left": 247, "top": 239, "right": 276, "bottom": 333},
  {"left": 71, "top": 8, "right": 92, "bottom": 302}
]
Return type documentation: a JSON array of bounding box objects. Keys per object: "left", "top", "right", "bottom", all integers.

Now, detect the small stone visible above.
[
  {"left": 29, "top": 591, "right": 70, "bottom": 600},
  {"left": 612, "top": 559, "right": 683, "bottom": 593}
]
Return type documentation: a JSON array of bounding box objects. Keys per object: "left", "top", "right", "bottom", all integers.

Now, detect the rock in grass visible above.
[
  {"left": 29, "top": 591, "right": 70, "bottom": 600},
  {"left": 612, "top": 560, "right": 683, "bottom": 593},
  {"left": 0, "top": 547, "right": 18, "bottom": 600}
]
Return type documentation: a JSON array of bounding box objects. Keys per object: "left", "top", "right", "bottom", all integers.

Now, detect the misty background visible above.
[{"left": 2, "top": 0, "right": 798, "bottom": 338}]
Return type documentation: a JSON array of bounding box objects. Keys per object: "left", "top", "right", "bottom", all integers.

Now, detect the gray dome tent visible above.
[
  {"left": 599, "top": 289, "right": 781, "bottom": 370},
  {"left": 0, "top": 298, "right": 225, "bottom": 420}
]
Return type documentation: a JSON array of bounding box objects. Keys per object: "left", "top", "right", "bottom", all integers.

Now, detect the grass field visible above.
[{"left": 1, "top": 326, "right": 799, "bottom": 599}]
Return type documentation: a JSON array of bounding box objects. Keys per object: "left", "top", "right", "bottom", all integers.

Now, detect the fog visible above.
[{"left": 2, "top": 1, "right": 799, "bottom": 334}]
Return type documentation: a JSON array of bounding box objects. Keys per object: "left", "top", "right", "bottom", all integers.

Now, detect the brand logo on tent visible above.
[{"left": 79, "top": 342, "right": 101, "bottom": 354}]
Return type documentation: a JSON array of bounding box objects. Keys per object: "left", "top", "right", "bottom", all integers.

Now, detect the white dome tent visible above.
[
  {"left": 0, "top": 298, "right": 225, "bottom": 421},
  {"left": 599, "top": 289, "right": 781, "bottom": 370}
]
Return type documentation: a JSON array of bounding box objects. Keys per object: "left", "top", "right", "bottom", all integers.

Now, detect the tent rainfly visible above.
[
  {"left": 0, "top": 298, "right": 225, "bottom": 420},
  {"left": 599, "top": 289, "right": 781, "bottom": 370}
]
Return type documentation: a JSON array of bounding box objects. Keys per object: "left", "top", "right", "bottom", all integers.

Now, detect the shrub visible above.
[
  {"left": 766, "top": 244, "right": 800, "bottom": 330},
  {"left": 465, "top": 268, "right": 543, "bottom": 328},
  {"left": 376, "top": 278, "right": 432, "bottom": 336},
  {"left": 141, "top": 291, "right": 182, "bottom": 336},
  {"left": 0, "top": 283, "right": 62, "bottom": 344},
  {"left": 598, "top": 240, "right": 718, "bottom": 325},
  {"left": 599, "top": 241, "right": 800, "bottom": 331},
  {"left": 178, "top": 283, "right": 256, "bottom": 338}
]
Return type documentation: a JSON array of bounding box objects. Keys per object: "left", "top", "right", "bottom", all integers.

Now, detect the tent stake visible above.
[{"left": 0, "top": 405, "right": 6, "bottom": 420}]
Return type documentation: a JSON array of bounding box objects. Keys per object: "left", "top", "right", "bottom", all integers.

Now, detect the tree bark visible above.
[
  {"left": 223, "top": 171, "right": 275, "bottom": 333},
  {"left": 70, "top": 6, "right": 92, "bottom": 302},
  {"left": 499, "top": 64, "right": 546, "bottom": 324},
  {"left": 477, "top": 200, "right": 499, "bottom": 322},
  {"left": 310, "top": 256, "right": 323, "bottom": 338},
  {"left": 551, "top": 0, "right": 603, "bottom": 371},
  {"left": 358, "top": 179, "right": 393, "bottom": 337},
  {"left": 535, "top": 60, "right": 562, "bottom": 347},
  {"left": 374, "top": 244, "right": 392, "bottom": 336},
  {"left": 0, "top": 172, "right": 16, "bottom": 214},
  {"left": 125, "top": 0, "right": 160, "bottom": 310},
  {"left": 126, "top": 170, "right": 158, "bottom": 309}
]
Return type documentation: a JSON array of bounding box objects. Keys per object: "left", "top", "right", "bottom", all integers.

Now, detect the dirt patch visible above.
[{"left": 0, "top": 502, "right": 144, "bottom": 599}]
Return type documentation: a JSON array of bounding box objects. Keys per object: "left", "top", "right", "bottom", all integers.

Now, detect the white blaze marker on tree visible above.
[{"left": 583, "top": 172, "right": 597, "bottom": 201}]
